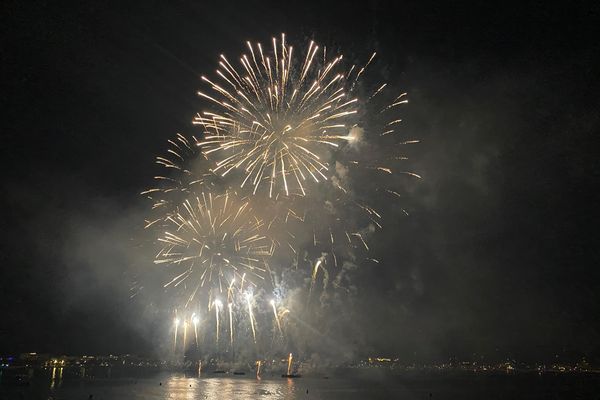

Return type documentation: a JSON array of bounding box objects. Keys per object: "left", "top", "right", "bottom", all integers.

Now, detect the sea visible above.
[{"left": 1, "top": 370, "right": 599, "bottom": 399}]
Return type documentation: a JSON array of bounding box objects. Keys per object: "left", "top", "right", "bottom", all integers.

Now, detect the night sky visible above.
[{"left": 2, "top": 1, "right": 599, "bottom": 362}]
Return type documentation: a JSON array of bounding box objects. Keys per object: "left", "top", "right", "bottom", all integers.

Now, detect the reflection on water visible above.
[
  {"left": 5, "top": 371, "right": 595, "bottom": 400},
  {"left": 49, "top": 367, "right": 63, "bottom": 390},
  {"left": 164, "top": 375, "right": 297, "bottom": 399}
]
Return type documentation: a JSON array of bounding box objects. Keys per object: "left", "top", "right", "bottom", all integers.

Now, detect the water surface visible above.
[{"left": 1, "top": 371, "right": 599, "bottom": 399}]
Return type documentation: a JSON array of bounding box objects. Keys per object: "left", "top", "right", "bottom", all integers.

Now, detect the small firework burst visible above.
[{"left": 154, "top": 191, "right": 274, "bottom": 306}]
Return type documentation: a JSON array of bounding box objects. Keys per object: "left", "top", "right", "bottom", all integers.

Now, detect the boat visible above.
[{"left": 281, "top": 373, "right": 301, "bottom": 378}]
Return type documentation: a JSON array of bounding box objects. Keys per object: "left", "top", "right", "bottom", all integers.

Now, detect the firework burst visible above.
[
  {"left": 154, "top": 191, "right": 274, "bottom": 307},
  {"left": 141, "top": 34, "right": 420, "bottom": 357},
  {"left": 190, "top": 34, "right": 419, "bottom": 256},
  {"left": 194, "top": 34, "right": 372, "bottom": 198},
  {"left": 141, "top": 134, "right": 219, "bottom": 229}
]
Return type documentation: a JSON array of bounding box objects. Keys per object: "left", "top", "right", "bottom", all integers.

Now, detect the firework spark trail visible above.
[
  {"left": 308, "top": 258, "right": 323, "bottom": 303},
  {"left": 183, "top": 320, "right": 188, "bottom": 351},
  {"left": 270, "top": 299, "right": 282, "bottom": 335},
  {"left": 173, "top": 317, "right": 179, "bottom": 352},
  {"left": 286, "top": 353, "right": 293, "bottom": 375},
  {"left": 228, "top": 302, "right": 234, "bottom": 347},
  {"left": 240, "top": 273, "right": 246, "bottom": 292},
  {"left": 227, "top": 278, "right": 236, "bottom": 302},
  {"left": 246, "top": 292, "right": 257, "bottom": 344},
  {"left": 256, "top": 360, "right": 262, "bottom": 379},
  {"left": 214, "top": 299, "right": 222, "bottom": 345},
  {"left": 192, "top": 314, "right": 199, "bottom": 348}
]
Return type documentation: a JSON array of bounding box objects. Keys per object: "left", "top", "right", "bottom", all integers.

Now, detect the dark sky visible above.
[{"left": 2, "top": 1, "right": 599, "bottom": 362}]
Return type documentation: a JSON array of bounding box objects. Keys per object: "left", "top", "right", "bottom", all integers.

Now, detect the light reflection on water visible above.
[
  {"left": 163, "top": 376, "right": 298, "bottom": 399},
  {"left": 17, "top": 373, "right": 309, "bottom": 400},
  {"left": 49, "top": 367, "right": 63, "bottom": 390},
  {"left": 3, "top": 372, "right": 594, "bottom": 400}
]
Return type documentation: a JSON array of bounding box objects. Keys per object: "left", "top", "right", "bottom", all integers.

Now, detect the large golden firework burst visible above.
[{"left": 194, "top": 35, "right": 370, "bottom": 198}]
